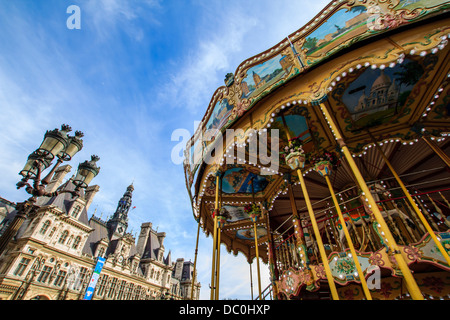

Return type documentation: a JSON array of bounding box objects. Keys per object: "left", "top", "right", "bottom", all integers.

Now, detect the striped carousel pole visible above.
[{"left": 319, "top": 102, "right": 423, "bottom": 300}]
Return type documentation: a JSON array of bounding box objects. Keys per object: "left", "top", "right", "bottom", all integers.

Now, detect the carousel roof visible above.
[{"left": 184, "top": 0, "right": 450, "bottom": 263}]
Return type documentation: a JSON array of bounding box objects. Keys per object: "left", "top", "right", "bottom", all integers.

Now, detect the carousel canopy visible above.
[{"left": 184, "top": 0, "right": 450, "bottom": 263}]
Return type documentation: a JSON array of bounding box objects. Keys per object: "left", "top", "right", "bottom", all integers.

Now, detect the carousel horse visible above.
[
  {"left": 299, "top": 219, "right": 319, "bottom": 261},
  {"left": 335, "top": 183, "right": 416, "bottom": 248}
]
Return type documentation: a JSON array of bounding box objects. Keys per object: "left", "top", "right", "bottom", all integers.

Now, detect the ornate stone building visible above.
[{"left": 0, "top": 164, "right": 200, "bottom": 300}]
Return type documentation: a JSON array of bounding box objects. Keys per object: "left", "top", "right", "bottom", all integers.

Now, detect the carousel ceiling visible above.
[{"left": 183, "top": 0, "right": 450, "bottom": 263}]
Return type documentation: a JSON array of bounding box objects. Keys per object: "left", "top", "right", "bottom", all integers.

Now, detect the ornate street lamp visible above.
[
  {"left": 72, "top": 155, "right": 101, "bottom": 192},
  {"left": 0, "top": 124, "right": 100, "bottom": 256}
]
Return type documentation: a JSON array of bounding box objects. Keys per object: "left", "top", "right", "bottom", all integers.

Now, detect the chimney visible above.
[
  {"left": 175, "top": 258, "right": 184, "bottom": 280},
  {"left": 84, "top": 185, "right": 100, "bottom": 211},
  {"left": 46, "top": 164, "right": 72, "bottom": 193},
  {"left": 157, "top": 232, "right": 166, "bottom": 248},
  {"left": 136, "top": 222, "right": 152, "bottom": 257}
]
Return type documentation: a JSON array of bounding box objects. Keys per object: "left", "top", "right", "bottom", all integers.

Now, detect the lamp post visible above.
[{"left": 0, "top": 124, "right": 100, "bottom": 256}]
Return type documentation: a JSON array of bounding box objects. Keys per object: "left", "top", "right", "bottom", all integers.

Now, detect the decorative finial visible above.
[{"left": 61, "top": 124, "right": 72, "bottom": 132}]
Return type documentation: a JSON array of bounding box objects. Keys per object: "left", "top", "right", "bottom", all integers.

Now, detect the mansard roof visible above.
[
  {"left": 41, "top": 180, "right": 90, "bottom": 226},
  {"left": 83, "top": 216, "right": 110, "bottom": 256},
  {"left": 140, "top": 228, "right": 171, "bottom": 265},
  {"left": 2, "top": 180, "right": 92, "bottom": 239}
]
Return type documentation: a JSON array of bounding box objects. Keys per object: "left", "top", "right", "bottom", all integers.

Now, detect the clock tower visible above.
[{"left": 107, "top": 184, "right": 134, "bottom": 239}]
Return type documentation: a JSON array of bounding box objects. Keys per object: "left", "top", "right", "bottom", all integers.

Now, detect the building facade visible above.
[{"left": 0, "top": 164, "right": 200, "bottom": 300}]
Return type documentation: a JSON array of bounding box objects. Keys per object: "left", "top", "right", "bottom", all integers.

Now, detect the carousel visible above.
[{"left": 184, "top": 0, "right": 450, "bottom": 300}]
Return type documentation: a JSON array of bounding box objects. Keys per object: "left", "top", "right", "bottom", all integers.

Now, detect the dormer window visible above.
[{"left": 71, "top": 204, "right": 82, "bottom": 219}]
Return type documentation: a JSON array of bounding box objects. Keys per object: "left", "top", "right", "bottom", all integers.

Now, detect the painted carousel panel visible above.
[
  {"left": 221, "top": 167, "right": 270, "bottom": 194},
  {"left": 235, "top": 226, "right": 267, "bottom": 241},
  {"left": 302, "top": 6, "right": 369, "bottom": 65},
  {"left": 240, "top": 54, "right": 295, "bottom": 101}
]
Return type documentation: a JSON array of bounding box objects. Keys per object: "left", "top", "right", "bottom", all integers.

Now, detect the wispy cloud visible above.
[
  {"left": 156, "top": 4, "right": 259, "bottom": 114},
  {"left": 83, "top": 0, "right": 162, "bottom": 41}
]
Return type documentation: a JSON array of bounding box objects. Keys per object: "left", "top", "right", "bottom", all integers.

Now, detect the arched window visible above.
[
  {"left": 58, "top": 230, "right": 69, "bottom": 244},
  {"left": 72, "top": 236, "right": 81, "bottom": 249},
  {"left": 49, "top": 227, "right": 57, "bottom": 237},
  {"left": 39, "top": 220, "right": 51, "bottom": 235},
  {"left": 71, "top": 205, "right": 82, "bottom": 218}
]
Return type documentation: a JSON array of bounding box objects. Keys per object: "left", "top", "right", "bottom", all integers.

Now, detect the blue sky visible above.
[{"left": 0, "top": 0, "right": 330, "bottom": 299}]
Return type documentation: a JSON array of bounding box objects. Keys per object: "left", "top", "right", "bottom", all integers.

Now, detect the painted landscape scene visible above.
[
  {"left": 302, "top": 6, "right": 368, "bottom": 59},
  {"left": 240, "top": 54, "right": 293, "bottom": 99}
]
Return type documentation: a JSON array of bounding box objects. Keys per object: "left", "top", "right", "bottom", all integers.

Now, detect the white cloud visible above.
[
  {"left": 156, "top": 5, "right": 259, "bottom": 114},
  {"left": 83, "top": 0, "right": 162, "bottom": 41}
]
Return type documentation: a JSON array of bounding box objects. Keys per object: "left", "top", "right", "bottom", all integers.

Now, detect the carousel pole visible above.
[
  {"left": 215, "top": 224, "right": 222, "bottom": 300},
  {"left": 320, "top": 171, "right": 372, "bottom": 300},
  {"left": 320, "top": 102, "right": 423, "bottom": 300},
  {"left": 250, "top": 178, "right": 262, "bottom": 300},
  {"left": 190, "top": 217, "right": 201, "bottom": 299},
  {"left": 250, "top": 262, "right": 254, "bottom": 300},
  {"left": 287, "top": 186, "right": 310, "bottom": 268},
  {"left": 281, "top": 115, "right": 340, "bottom": 300},
  {"left": 265, "top": 206, "right": 279, "bottom": 299},
  {"left": 214, "top": 176, "right": 224, "bottom": 300},
  {"left": 253, "top": 221, "right": 262, "bottom": 300},
  {"left": 421, "top": 136, "right": 450, "bottom": 167},
  {"left": 296, "top": 171, "right": 339, "bottom": 300},
  {"left": 210, "top": 173, "right": 220, "bottom": 300},
  {"left": 371, "top": 137, "right": 450, "bottom": 266}
]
